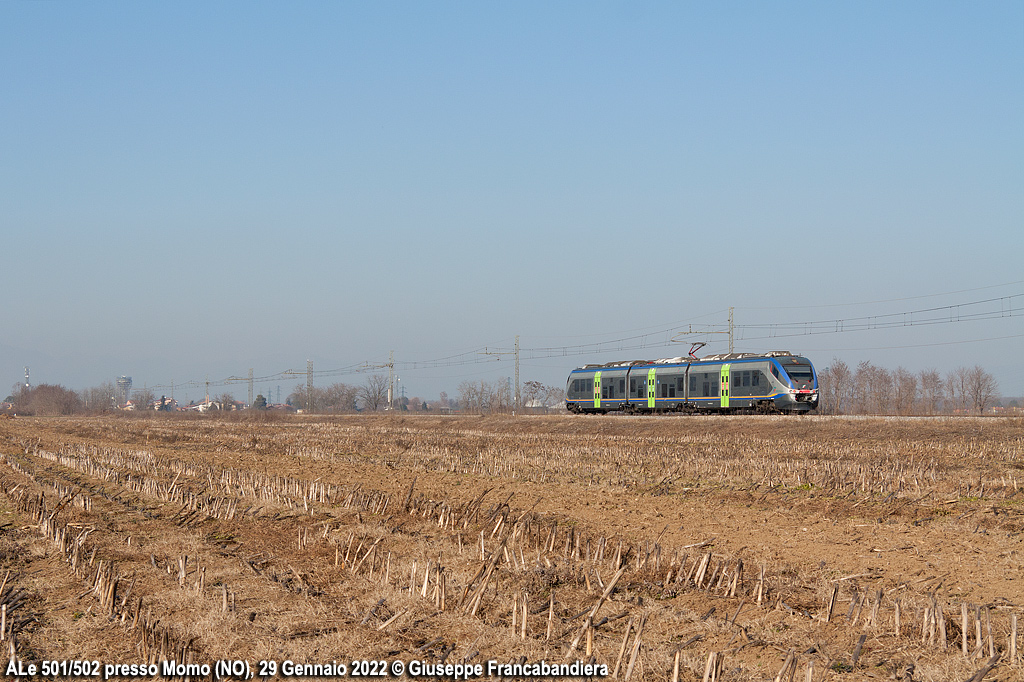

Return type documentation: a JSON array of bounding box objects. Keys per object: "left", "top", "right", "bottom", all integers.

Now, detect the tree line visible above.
[
  {"left": 4, "top": 376, "right": 567, "bottom": 416},
  {"left": 455, "top": 379, "right": 565, "bottom": 414},
  {"left": 8, "top": 364, "right": 1001, "bottom": 417},
  {"left": 287, "top": 377, "right": 566, "bottom": 414},
  {"left": 816, "top": 360, "right": 1001, "bottom": 415}
]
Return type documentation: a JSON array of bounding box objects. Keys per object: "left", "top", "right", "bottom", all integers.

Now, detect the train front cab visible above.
[{"left": 767, "top": 356, "right": 819, "bottom": 413}]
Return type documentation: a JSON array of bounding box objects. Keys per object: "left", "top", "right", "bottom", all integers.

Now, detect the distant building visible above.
[{"left": 149, "top": 397, "right": 178, "bottom": 411}]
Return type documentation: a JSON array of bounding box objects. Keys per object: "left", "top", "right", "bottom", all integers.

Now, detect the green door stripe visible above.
[
  {"left": 647, "top": 368, "right": 656, "bottom": 408},
  {"left": 594, "top": 371, "right": 601, "bottom": 409},
  {"left": 720, "top": 364, "right": 731, "bottom": 409}
]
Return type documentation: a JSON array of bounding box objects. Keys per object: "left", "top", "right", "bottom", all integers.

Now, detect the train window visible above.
[
  {"left": 743, "top": 372, "right": 750, "bottom": 387},
  {"left": 783, "top": 364, "right": 813, "bottom": 383},
  {"left": 751, "top": 372, "right": 759, "bottom": 387}
]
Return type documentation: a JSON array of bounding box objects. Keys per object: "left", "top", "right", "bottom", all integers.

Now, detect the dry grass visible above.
[{"left": 0, "top": 414, "right": 1021, "bottom": 681}]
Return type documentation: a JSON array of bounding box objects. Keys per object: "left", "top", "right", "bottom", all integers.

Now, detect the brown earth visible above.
[{"left": 0, "top": 414, "right": 1021, "bottom": 681}]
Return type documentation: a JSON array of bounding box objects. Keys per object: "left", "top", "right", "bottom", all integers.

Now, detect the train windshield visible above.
[{"left": 779, "top": 357, "right": 815, "bottom": 385}]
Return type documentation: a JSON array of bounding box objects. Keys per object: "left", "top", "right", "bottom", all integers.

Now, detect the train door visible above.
[
  {"left": 593, "top": 372, "right": 601, "bottom": 409},
  {"left": 647, "top": 368, "right": 656, "bottom": 409},
  {"left": 720, "top": 364, "right": 731, "bottom": 409}
]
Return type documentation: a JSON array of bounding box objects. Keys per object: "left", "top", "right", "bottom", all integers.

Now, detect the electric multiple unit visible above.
[{"left": 565, "top": 351, "right": 818, "bottom": 414}]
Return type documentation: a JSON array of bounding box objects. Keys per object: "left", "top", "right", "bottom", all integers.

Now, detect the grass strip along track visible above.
[{"left": 0, "top": 414, "right": 1021, "bottom": 681}]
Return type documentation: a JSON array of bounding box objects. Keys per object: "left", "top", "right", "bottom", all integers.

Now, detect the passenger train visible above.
[{"left": 565, "top": 351, "right": 818, "bottom": 414}]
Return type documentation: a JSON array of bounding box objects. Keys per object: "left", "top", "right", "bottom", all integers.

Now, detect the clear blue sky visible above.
[{"left": 2, "top": 2, "right": 1022, "bottom": 403}]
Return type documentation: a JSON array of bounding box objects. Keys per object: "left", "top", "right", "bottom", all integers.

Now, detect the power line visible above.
[
  {"left": 735, "top": 279, "right": 1024, "bottom": 311},
  {"left": 139, "top": 292, "right": 1020, "bottom": 394},
  {"left": 735, "top": 294, "right": 1021, "bottom": 341},
  {"left": 797, "top": 332, "right": 1024, "bottom": 353}
]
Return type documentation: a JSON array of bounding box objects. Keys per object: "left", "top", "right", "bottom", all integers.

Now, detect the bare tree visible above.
[
  {"left": 964, "top": 365, "right": 998, "bottom": 414},
  {"left": 80, "top": 381, "right": 117, "bottom": 412},
  {"left": 492, "top": 379, "right": 512, "bottom": 413},
  {"left": 516, "top": 380, "right": 566, "bottom": 412},
  {"left": 917, "top": 369, "right": 944, "bottom": 415},
  {"left": 543, "top": 383, "right": 566, "bottom": 407},
  {"left": 457, "top": 380, "right": 483, "bottom": 413},
  {"left": 459, "top": 379, "right": 506, "bottom": 413},
  {"left": 133, "top": 388, "right": 156, "bottom": 410},
  {"left": 892, "top": 367, "right": 918, "bottom": 416},
  {"left": 819, "top": 358, "right": 853, "bottom": 414},
  {"left": 521, "top": 380, "right": 545, "bottom": 408},
  {"left": 852, "top": 361, "right": 892, "bottom": 415},
  {"left": 945, "top": 367, "right": 970, "bottom": 414},
  {"left": 287, "top": 383, "right": 311, "bottom": 411},
  {"left": 10, "top": 384, "right": 82, "bottom": 416},
  {"left": 358, "top": 375, "right": 389, "bottom": 411},
  {"left": 321, "top": 382, "right": 358, "bottom": 412}
]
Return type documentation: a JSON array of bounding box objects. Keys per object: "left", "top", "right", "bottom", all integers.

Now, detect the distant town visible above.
[{"left": 2, "top": 372, "right": 567, "bottom": 417}]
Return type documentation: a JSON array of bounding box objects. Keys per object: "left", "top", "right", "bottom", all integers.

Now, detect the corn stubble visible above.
[{"left": 0, "top": 414, "right": 1021, "bottom": 681}]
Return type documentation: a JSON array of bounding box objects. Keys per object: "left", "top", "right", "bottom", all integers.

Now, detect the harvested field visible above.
[{"left": 0, "top": 414, "right": 1021, "bottom": 681}]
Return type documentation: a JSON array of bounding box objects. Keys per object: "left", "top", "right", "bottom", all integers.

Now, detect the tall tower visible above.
[
  {"left": 306, "top": 359, "right": 313, "bottom": 412},
  {"left": 514, "top": 335, "right": 520, "bottom": 410},
  {"left": 116, "top": 376, "right": 133, "bottom": 406}
]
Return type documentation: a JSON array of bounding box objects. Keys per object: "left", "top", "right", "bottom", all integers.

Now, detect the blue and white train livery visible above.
[{"left": 565, "top": 351, "right": 818, "bottom": 414}]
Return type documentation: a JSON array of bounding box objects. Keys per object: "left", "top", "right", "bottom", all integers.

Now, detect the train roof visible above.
[{"left": 576, "top": 351, "right": 796, "bottom": 371}]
